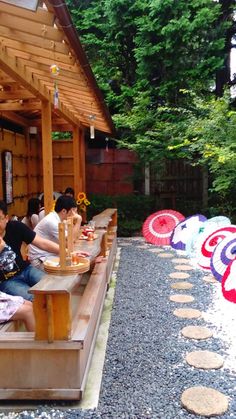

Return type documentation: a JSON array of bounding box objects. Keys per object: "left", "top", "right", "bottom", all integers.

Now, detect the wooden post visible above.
[
  {"left": 79, "top": 128, "right": 86, "bottom": 192},
  {"left": 46, "top": 295, "right": 54, "bottom": 343},
  {"left": 41, "top": 100, "right": 53, "bottom": 215},
  {"left": 59, "top": 223, "right": 67, "bottom": 269},
  {"left": 67, "top": 218, "right": 73, "bottom": 256},
  {"left": 72, "top": 125, "right": 80, "bottom": 197}
]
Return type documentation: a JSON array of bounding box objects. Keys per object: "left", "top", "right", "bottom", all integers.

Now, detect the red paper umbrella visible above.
[
  {"left": 142, "top": 209, "right": 185, "bottom": 246},
  {"left": 222, "top": 259, "right": 236, "bottom": 303},
  {"left": 197, "top": 226, "right": 236, "bottom": 271}
]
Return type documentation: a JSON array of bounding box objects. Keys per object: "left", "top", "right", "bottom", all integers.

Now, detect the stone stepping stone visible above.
[
  {"left": 203, "top": 275, "right": 218, "bottom": 283},
  {"left": 181, "top": 386, "right": 229, "bottom": 416},
  {"left": 169, "top": 272, "right": 190, "bottom": 279},
  {"left": 171, "top": 282, "right": 193, "bottom": 290},
  {"left": 172, "top": 258, "right": 190, "bottom": 264},
  {"left": 173, "top": 308, "right": 201, "bottom": 319},
  {"left": 170, "top": 294, "right": 194, "bottom": 303},
  {"left": 174, "top": 264, "right": 194, "bottom": 271},
  {"left": 181, "top": 325, "right": 213, "bottom": 340},
  {"left": 186, "top": 350, "right": 224, "bottom": 369},
  {"left": 148, "top": 248, "right": 163, "bottom": 253},
  {"left": 159, "top": 253, "right": 173, "bottom": 258}
]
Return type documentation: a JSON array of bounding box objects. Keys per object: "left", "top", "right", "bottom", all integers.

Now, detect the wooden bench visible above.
[{"left": 0, "top": 208, "right": 117, "bottom": 400}]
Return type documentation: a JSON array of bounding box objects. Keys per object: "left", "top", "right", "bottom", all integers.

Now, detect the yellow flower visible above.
[
  {"left": 76, "top": 199, "right": 82, "bottom": 205},
  {"left": 77, "top": 192, "right": 86, "bottom": 201},
  {"left": 84, "top": 199, "right": 90, "bottom": 206},
  {"left": 80, "top": 204, "right": 86, "bottom": 212}
]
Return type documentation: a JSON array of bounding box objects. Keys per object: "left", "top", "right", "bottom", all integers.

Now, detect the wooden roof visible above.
[{"left": 0, "top": 0, "right": 114, "bottom": 134}]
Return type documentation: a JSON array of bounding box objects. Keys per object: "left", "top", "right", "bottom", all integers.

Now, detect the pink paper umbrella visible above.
[
  {"left": 197, "top": 226, "right": 236, "bottom": 271},
  {"left": 222, "top": 259, "right": 236, "bottom": 303},
  {"left": 142, "top": 209, "right": 185, "bottom": 246},
  {"left": 170, "top": 214, "right": 207, "bottom": 251},
  {"left": 211, "top": 234, "right": 236, "bottom": 281}
]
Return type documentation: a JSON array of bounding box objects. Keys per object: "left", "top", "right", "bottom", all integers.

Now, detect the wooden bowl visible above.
[{"left": 43, "top": 256, "right": 90, "bottom": 275}]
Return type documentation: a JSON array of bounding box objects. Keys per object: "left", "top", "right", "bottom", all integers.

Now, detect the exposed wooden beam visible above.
[
  {"left": 0, "top": 12, "right": 64, "bottom": 42},
  {"left": 0, "top": 36, "right": 75, "bottom": 65},
  {"left": 1, "top": 110, "right": 29, "bottom": 126},
  {"left": 0, "top": 90, "right": 35, "bottom": 99},
  {"left": 0, "top": 102, "right": 41, "bottom": 111},
  {"left": 0, "top": 24, "right": 69, "bottom": 54},
  {"left": 0, "top": 2, "right": 55, "bottom": 26}
]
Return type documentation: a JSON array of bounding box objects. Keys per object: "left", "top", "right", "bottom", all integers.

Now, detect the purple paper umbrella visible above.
[
  {"left": 211, "top": 234, "right": 236, "bottom": 282},
  {"left": 170, "top": 214, "right": 207, "bottom": 251}
]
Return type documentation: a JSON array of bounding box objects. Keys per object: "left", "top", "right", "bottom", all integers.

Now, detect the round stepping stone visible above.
[
  {"left": 159, "top": 253, "right": 173, "bottom": 258},
  {"left": 173, "top": 308, "right": 201, "bottom": 319},
  {"left": 186, "top": 350, "right": 224, "bottom": 369},
  {"left": 148, "top": 248, "right": 163, "bottom": 253},
  {"left": 174, "top": 264, "right": 193, "bottom": 271},
  {"left": 181, "top": 386, "right": 228, "bottom": 416},
  {"left": 170, "top": 294, "right": 194, "bottom": 303},
  {"left": 171, "top": 282, "right": 193, "bottom": 290},
  {"left": 169, "top": 272, "right": 190, "bottom": 279},
  {"left": 203, "top": 275, "right": 218, "bottom": 283},
  {"left": 181, "top": 325, "right": 213, "bottom": 340},
  {"left": 172, "top": 258, "right": 190, "bottom": 264}
]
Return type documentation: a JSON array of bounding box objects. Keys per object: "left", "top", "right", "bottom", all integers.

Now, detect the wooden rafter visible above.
[{"left": 0, "top": 0, "right": 114, "bottom": 134}]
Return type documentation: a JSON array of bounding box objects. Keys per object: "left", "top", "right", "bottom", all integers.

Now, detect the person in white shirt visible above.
[{"left": 28, "top": 195, "right": 82, "bottom": 271}]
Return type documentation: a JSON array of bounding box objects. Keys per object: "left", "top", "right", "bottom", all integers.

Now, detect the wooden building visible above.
[{"left": 0, "top": 0, "right": 114, "bottom": 215}]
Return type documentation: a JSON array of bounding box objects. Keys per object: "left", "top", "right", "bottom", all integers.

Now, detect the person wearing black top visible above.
[{"left": 0, "top": 200, "right": 59, "bottom": 301}]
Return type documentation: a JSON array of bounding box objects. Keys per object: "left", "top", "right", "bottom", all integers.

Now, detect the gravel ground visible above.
[{"left": 1, "top": 237, "right": 236, "bottom": 419}]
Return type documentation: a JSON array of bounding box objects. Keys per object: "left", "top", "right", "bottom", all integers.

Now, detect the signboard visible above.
[
  {"left": 2, "top": 151, "right": 13, "bottom": 204},
  {"left": 1, "top": 0, "right": 39, "bottom": 11}
]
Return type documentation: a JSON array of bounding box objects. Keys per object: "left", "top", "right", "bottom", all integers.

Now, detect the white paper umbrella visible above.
[
  {"left": 197, "top": 226, "right": 236, "bottom": 271},
  {"left": 186, "top": 216, "right": 231, "bottom": 260},
  {"left": 170, "top": 214, "right": 207, "bottom": 251},
  {"left": 211, "top": 234, "right": 236, "bottom": 281}
]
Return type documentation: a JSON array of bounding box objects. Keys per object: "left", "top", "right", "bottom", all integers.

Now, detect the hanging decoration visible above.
[
  {"left": 50, "top": 64, "right": 60, "bottom": 109},
  {"left": 105, "top": 137, "right": 109, "bottom": 152},
  {"left": 88, "top": 114, "right": 96, "bottom": 139}
]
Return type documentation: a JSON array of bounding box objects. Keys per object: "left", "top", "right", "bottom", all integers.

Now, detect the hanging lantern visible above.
[
  {"left": 89, "top": 114, "right": 96, "bottom": 139},
  {"left": 105, "top": 137, "right": 109, "bottom": 152}
]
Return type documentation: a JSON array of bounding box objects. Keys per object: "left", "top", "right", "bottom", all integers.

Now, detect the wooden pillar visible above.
[
  {"left": 24, "top": 127, "right": 31, "bottom": 197},
  {"left": 41, "top": 100, "right": 53, "bottom": 214},
  {"left": 72, "top": 125, "right": 80, "bottom": 197},
  {"left": 79, "top": 128, "right": 86, "bottom": 192}
]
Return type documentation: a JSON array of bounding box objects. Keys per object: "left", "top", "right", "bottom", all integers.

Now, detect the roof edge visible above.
[{"left": 48, "top": 0, "right": 115, "bottom": 135}]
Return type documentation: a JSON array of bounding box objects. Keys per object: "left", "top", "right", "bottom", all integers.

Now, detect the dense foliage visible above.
[{"left": 66, "top": 0, "right": 236, "bottom": 206}]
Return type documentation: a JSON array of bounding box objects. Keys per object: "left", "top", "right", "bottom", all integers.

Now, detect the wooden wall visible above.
[
  {"left": 0, "top": 129, "right": 42, "bottom": 217},
  {"left": 52, "top": 140, "right": 73, "bottom": 194}
]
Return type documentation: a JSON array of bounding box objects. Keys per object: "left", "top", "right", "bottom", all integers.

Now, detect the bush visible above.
[{"left": 87, "top": 194, "right": 156, "bottom": 236}]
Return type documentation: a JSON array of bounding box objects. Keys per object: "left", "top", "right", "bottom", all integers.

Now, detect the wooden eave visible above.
[{"left": 0, "top": 0, "right": 114, "bottom": 134}]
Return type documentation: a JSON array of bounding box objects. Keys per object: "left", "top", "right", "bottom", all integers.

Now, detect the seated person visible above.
[
  {"left": 0, "top": 291, "right": 35, "bottom": 332},
  {"left": 64, "top": 187, "right": 75, "bottom": 198},
  {"left": 22, "top": 197, "right": 41, "bottom": 229},
  {"left": 0, "top": 200, "right": 59, "bottom": 301},
  {"left": 29, "top": 195, "right": 83, "bottom": 271},
  {"left": 38, "top": 195, "right": 45, "bottom": 222}
]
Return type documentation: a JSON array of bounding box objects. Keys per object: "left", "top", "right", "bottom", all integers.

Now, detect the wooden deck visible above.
[{"left": 0, "top": 209, "right": 117, "bottom": 400}]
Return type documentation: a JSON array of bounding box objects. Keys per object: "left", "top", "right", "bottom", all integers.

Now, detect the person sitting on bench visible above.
[
  {"left": 29, "top": 195, "right": 84, "bottom": 271},
  {"left": 0, "top": 291, "right": 35, "bottom": 332},
  {"left": 0, "top": 200, "right": 59, "bottom": 301}
]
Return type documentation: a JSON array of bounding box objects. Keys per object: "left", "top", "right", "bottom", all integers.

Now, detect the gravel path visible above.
[{"left": 1, "top": 237, "right": 236, "bottom": 419}]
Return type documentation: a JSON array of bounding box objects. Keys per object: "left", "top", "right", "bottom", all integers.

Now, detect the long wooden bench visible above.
[{"left": 0, "top": 208, "right": 117, "bottom": 400}]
